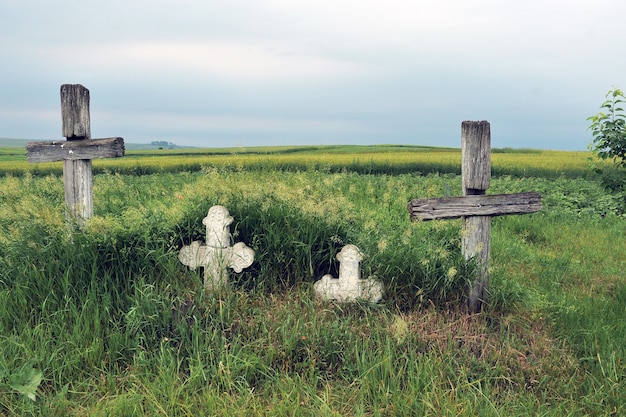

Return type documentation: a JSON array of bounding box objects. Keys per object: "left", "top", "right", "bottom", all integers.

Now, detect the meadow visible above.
[{"left": 0, "top": 145, "right": 624, "bottom": 415}]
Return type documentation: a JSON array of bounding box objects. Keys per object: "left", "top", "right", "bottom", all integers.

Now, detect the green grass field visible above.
[{"left": 0, "top": 145, "right": 624, "bottom": 415}]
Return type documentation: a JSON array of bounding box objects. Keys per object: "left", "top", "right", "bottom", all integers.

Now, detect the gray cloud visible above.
[{"left": 2, "top": 0, "right": 625, "bottom": 150}]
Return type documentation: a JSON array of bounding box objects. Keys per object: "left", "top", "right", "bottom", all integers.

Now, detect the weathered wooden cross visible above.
[
  {"left": 26, "top": 84, "right": 125, "bottom": 223},
  {"left": 407, "top": 121, "right": 542, "bottom": 313}
]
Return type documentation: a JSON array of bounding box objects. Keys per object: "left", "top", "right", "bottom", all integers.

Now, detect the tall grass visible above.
[{"left": 0, "top": 150, "right": 625, "bottom": 415}]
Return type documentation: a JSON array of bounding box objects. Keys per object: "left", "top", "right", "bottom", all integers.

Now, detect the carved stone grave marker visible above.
[
  {"left": 407, "top": 121, "right": 542, "bottom": 312},
  {"left": 314, "top": 244, "right": 383, "bottom": 303},
  {"left": 26, "top": 84, "right": 125, "bottom": 224},
  {"left": 179, "top": 205, "right": 255, "bottom": 291}
]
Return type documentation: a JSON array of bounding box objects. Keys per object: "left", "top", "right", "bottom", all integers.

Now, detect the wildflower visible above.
[
  {"left": 447, "top": 267, "right": 458, "bottom": 278},
  {"left": 364, "top": 219, "right": 377, "bottom": 230}
]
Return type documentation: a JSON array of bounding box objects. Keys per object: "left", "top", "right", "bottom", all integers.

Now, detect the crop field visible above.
[
  {"left": 0, "top": 144, "right": 603, "bottom": 178},
  {"left": 0, "top": 145, "right": 624, "bottom": 415}
]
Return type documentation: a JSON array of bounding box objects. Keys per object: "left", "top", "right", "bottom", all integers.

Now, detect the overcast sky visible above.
[{"left": 1, "top": 1, "right": 625, "bottom": 150}]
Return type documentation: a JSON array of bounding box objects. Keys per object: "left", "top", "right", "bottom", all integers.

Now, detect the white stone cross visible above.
[
  {"left": 179, "top": 205, "right": 254, "bottom": 291},
  {"left": 314, "top": 244, "right": 383, "bottom": 303}
]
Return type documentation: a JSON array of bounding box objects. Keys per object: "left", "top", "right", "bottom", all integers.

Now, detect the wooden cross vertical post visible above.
[
  {"left": 407, "top": 121, "right": 542, "bottom": 313},
  {"left": 62, "top": 84, "right": 93, "bottom": 221},
  {"left": 461, "top": 121, "right": 492, "bottom": 313},
  {"left": 26, "top": 84, "right": 125, "bottom": 224}
]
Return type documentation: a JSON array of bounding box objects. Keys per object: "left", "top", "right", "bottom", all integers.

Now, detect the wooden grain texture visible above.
[
  {"left": 462, "top": 121, "right": 490, "bottom": 193},
  {"left": 64, "top": 159, "right": 93, "bottom": 221},
  {"left": 462, "top": 121, "right": 491, "bottom": 312},
  {"left": 463, "top": 215, "right": 491, "bottom": 313},
  {"left": 26, "top": 137, "right": 125, "bottom": 163},
  {"left": 61, "top": 84, "right": 91, "bottom": 140},
  {"left": 407, "top": 192, "right": 542, "bottom": 221}
]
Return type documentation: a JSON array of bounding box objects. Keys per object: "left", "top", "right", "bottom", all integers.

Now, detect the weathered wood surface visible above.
[
  {"left": 408, "top": 192, "right": 542, "bottom": 221},
  {"left": 461, "top": 121, "right": 491, "bottom": 313},
  {"left": 59, "top": 83, "right": 92, "bottom": 222},
  {"left": 26, "top": 137, "right": 125, "bottom": 163},
  {"left": 462, "top": 120, "right": 490, "bottom": 194},
  {"left": 463, "top": 215, "right": 491, "bottom": 313},
  {"left": 61, "top": 84, "right": 91, "bottom": 139},
  {"left": 64, "top": 159, "right": 93, "bottom": 221}
]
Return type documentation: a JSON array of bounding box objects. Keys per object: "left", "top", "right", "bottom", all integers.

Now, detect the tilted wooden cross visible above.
[
  {"left": 407, "top": 121, "right": 542, "bottom": 313},
  {"left": 26, "top": 84, "right": 125, "bottom": 223}
]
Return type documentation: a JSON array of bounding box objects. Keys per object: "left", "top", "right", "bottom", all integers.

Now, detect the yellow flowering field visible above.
[{"left": 0, "top": 144, "right": 604, "bottom": 178}]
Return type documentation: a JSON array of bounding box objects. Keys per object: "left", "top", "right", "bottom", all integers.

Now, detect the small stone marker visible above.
[
  {"left": 407, "top": 121, "right": 542, "bottom": 312},
  {"left": 179, "top": 206, "right": 255, "bottom": 291},
  {"left": 314, "top": 244, "right": 383, "bottom": 303},
  {"left": 25, "top": 84, "right": 125, "bottom": 224}
]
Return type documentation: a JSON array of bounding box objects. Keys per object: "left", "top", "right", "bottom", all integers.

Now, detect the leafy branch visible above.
[{"left": 587, "top": 87, "right": 626, "bottom": 166}]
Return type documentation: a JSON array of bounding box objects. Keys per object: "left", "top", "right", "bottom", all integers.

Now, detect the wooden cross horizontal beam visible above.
[
  {"left": 408, "top": 192, "right": 542, "bottom": 221},
  {"left": 26, "top": 137, "right": 125, "bottom": 163}
]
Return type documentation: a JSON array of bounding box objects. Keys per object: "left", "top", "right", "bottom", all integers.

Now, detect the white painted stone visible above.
[
  {"left": 179, "top": 205, "right": 254, "bottom": 291},
  {"left": 314, "top": 244, "right": 383, "bottom": 303}
]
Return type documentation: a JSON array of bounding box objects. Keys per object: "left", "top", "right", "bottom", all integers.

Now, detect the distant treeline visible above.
[{"left": 150, "top": 141, "right": 178, "bottom": 148}]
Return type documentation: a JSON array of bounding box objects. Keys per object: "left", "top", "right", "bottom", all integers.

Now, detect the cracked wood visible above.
[{"left": 408, "top": 192, "right": 542, "bottom": 221}]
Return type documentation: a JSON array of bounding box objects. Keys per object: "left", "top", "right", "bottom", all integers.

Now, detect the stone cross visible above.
[
  {"left": 407, "top": 121, "right": 542, "bottom": 312},
  {"left": 179, "top": 205, "right": 255, "bottom": 291},
  {"left": 26, "top": 84, "right": 124, "bottom": 224},
  {"left": 314, "top": 244, "right": 383, "bottom": 303}
]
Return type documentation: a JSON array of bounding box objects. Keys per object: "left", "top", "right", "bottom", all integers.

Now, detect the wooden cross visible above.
[
  {"left": 26, "top": 84, "right": 125, "bottom": 223},
  {"left": 407, "top": 121, "right": 542, "bottom": 313}
]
